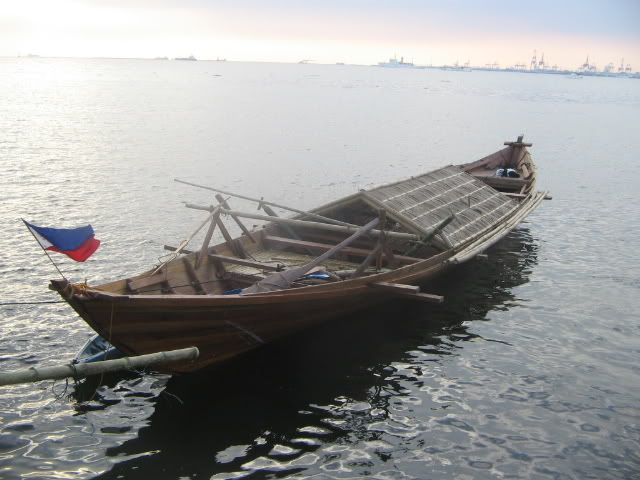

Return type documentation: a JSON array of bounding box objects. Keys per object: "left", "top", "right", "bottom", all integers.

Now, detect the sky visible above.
[{"left": 2, "top": 0, "right": 639, "bottom": 69}]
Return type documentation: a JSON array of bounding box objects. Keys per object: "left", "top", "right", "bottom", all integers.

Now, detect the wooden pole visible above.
[
  {"left": 195, "top": 208, "right": 221, "bottom": 269},
  {"left": 0, "top": 347, "right": 199, "bottom": 387},
  {"left": 368, "top": 282, "right": 444, "bottom": 303},
  {"left": 175, "top": 178, "right": 353, "bottom": 227},
  {"left": 403, "top": 213, "right": 455, "bottom": 257},
  {"left": 259, "top": 201, "right": 315, "bottom": 256},
  {"left": 185, "top": 204, "right": 422, "bottom": 242},
  {"left": 215, "top": 194, "right": 256, "bottom": 243}
]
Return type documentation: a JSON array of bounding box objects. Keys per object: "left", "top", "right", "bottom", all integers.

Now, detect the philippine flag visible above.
[{"left": 23, "top": 220, "right": 101, "bottom": 262}]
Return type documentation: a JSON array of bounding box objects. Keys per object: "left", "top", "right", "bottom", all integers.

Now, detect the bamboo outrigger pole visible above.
[
  {"left": 0, "top": 347, "right": 199, "bottom": 387},
  {"left": 174, "top": 178, "right": 354, "bottom": 227}
]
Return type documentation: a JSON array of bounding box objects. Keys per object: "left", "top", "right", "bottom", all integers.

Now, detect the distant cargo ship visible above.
[
  {"left": 378, "top": 56, "right": 414, "bottom": 68},
  {"left": 175, "top": 55, "right": 197, "bottom": 61}
]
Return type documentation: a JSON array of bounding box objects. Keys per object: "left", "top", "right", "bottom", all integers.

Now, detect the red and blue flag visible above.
[{"left": 23, "top": 220, "right": 101, "bottom": 262}]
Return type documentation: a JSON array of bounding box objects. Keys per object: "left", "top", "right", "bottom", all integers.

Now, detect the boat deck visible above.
[
  {"left": 362, "top": 165, "right": 517, "bottom": 249},
  {"left": 223, "top": 247, "right": 377, "bottom": 277}
]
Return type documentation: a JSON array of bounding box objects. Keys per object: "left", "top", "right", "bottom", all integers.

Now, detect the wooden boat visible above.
[{"left": 51, "top": 136, "right": 548, "bottom": 373}]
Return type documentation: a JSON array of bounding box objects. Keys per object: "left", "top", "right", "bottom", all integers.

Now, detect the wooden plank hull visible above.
[{"left": 52, "top": 255, "right": 451, "bottom": 373}]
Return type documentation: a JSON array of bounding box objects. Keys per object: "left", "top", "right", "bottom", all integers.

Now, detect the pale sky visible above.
[{"left": 2, "top": 0, "right": 639, "bottom": 69}]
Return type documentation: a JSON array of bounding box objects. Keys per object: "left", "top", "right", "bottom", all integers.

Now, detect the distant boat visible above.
[
  {"left": 175, "top": 55, "right": 197, "bottom": 61},
  {"left": 216, "top": 57, "right": 227, "bottom": 62},
  {"left": 378, "top": 56, "right": 414, "bottom": 68},
  {"left": 566, "top": 73, "right": 583, "bottom": 79},
  {"left": 441, "top": 61, "right": 472, "bottom": 72}
]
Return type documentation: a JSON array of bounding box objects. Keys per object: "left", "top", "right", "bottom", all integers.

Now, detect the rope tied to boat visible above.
[{"left": 72, "top": 281, "right": 91, "bottom": 296}]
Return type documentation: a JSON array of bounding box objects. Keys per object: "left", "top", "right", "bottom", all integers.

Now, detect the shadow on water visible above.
[{"left": 85, "top": 227, "right": 538, "bottom": 479}]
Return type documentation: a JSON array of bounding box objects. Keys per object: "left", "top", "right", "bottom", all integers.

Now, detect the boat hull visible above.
[{"left": 52, "top": 254, "right": 452, "bottom": 373}]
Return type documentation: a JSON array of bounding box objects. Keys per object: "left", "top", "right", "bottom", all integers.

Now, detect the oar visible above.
[{"left": 242, "top": 218, "right": 379, "bottom": 294}]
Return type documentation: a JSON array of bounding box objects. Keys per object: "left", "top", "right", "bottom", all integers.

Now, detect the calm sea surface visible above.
[{"left": 0, "top": 58, "right": 639, "bottom": 480}]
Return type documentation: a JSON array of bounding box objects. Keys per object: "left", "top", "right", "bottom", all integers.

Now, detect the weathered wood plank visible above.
[
  {"left": 264, "top": 236, "right": 421, "bottom": 265},
  {"left": 182, "top": 257, "right": 207, "bottom": 294},
  {"left": 164, "top": 245, "right": 283, "bottom": 272},
  {"left": 477, "top": 176, "right": 527, "bottom": 190},
  {"left": 368, "top": 282, "right": 420, "bottom": 294},
  {"left": 392, "top": 291, "right": 444, "bottom": 303},
  {"left": 504, "top": 192, "right": 527, "bottom": 199},
  {"left": 260, "top": 203, "right": 312, "bottom": 255},
  {"left": 243, "top": 218, "right": 380, "bottom": 294},
  {"left": 128, "top": 273, "right": 166, "bottom": 291}
]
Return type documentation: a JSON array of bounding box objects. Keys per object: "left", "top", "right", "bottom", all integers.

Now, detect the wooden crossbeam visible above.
[
  {"left": 369, "top": 282, "right": 444, "bottom": 303},
  {"left": 215, "top": 194, "right": 256, "bottom": 243},
  {"left": 369, "top": 282, "right": 420, "bottom": 294},
  {"left": 185, "top": 204, "right": 421, "bottom": 241},
  {"left": 392, "top": 291, "right": 444, "bottom": 303},
  {"left": 477, "top": 176, "right": 528, "bottom": 190},
  {"left": 264, "top": 236, "right": 421, "bottom": 265},
  {"left": 164, "top": 245, "right": 283, "bottom": 272},
  {"left": 181, "top": 257, "right": 207, "bottom": 294},
  {"left": 128, "top": 272, "right": 166, "bottom": 291},
  {"left": 504, "top": 135, "right": 532, "bottom": 147},
  {"left": 259, "top": 202, "right": 314, "bottom": 256}
]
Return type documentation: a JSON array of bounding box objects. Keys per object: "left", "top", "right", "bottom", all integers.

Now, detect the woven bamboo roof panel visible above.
[{"left": 363, "top": 165, "right": 518, "bottom": 248}]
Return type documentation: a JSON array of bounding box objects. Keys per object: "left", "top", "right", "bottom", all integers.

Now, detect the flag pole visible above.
[{"left": 21, "top": 219, "right": 67, "bottom": 280}]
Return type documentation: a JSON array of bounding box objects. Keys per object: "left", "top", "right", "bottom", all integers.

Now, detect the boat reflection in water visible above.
[{"left": 80, "top": 226, "right": 538, "bottom": 480}]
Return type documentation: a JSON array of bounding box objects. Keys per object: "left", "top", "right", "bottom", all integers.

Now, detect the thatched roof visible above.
[{"left": 361, "top": 165, "right": 518, "bottom": 249}]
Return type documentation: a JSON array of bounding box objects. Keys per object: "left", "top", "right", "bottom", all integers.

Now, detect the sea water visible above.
[{"left": 0, "top": 58, "right": 639, "bottom": 479}]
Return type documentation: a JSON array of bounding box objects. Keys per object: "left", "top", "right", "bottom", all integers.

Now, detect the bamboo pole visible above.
[
  {"left": 185, "top": 203, "right": 422, "bottom": 241},
  {"left": 175, "top": 178, "right": 354, "bottom": 227},
  {"left": 0, "top": 347, "right": 199, "bottom": 387}
]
